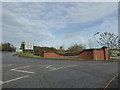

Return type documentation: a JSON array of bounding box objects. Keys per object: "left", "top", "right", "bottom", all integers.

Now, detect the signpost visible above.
[
  {"left": 25, "top": 41, "right": 33, "bottom": 50},
  {"left": 24, "top": 41, "right": 33, "bottom": 53}
]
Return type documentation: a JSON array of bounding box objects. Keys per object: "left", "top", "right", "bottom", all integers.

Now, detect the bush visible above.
[
  {"left": 66, "top": 43, "right": 85, "bottom": 54},
  {"left": 117, "top": 53, "right": 120, "bottom": 56}
]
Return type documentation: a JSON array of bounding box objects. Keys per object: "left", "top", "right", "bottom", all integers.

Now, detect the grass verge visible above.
[
  {"left": 14, "top": 52, "right": 42, "bottom": 58},
  {"left": 1, "top": 51, "right": 15, "bottom": 53}
]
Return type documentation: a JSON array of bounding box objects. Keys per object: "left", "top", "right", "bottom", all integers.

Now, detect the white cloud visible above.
[
  {"left": 0, "top": 2, "right": 2, "bottom": 43},
  {"left": 3, "top": 2, "right": 118, "bottom": 28},
  {"left": 2, "top": 0, "right": 119, "bottom": 2},
  {"left": 2, "top": 8, "right": 55, "bottom": 47},
  {"left": 62, "top": 14, "right": 118, "bottom": 48},
  {"left": 83, "top": 16, "right": 118, "bottom": 35},
  {"left": 2, "top": 2, "right": 118, "bottom": 48},
  {"left": 64, "top": 3, "right": 117, "bottom": 23}
]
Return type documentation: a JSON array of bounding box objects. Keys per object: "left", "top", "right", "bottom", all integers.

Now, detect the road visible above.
[{"left": 1, "top": 53, "right": 118, "bottom": 88}]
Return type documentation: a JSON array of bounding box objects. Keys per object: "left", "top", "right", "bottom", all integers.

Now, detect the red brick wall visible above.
[
  {"left": 93, "top": 49, "right": 104, "bottom": 60},
  {"left": 103, "top": 47, "right": 109, "bottom": 60},
  {"left": 44, "top": 47, "right": 109, "bottom": 60},
  {"left": 77, "top": 50, "right": 94, "bottom": 59}
]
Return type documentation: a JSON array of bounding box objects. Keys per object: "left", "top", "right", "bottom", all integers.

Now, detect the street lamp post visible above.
[
  {"left": 33, "top": 42, "right": 34, "bottom": 54},
  {"left": 94, "top": 32, "right": 99, "bottom": 61}
]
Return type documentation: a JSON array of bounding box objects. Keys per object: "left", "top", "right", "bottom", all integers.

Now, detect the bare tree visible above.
[{"left": 97, "top": 32, "right": 118, "bottom": 56}]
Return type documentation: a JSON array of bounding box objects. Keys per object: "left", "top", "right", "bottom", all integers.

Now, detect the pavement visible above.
[{"left": 1, "top": 53, "right": 119, "bottom": 88}]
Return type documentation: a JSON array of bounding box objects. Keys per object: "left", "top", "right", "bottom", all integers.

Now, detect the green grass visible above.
[
  {"left": 2, "top": 51, "right": 15, "bottom": 53},
  {"left": 44, "top": 57, "right": 90, "bottom": 61},
  {"left": 109, "top": 59, "right": 120, "bottom": 61},
  {"left": 15, "top": 52, "right": 42, "bottom": 58}
]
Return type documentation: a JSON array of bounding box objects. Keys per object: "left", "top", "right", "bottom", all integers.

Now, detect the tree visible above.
[
  {"left": 97, "top": 32, "right": 118, "bottom": 56},
  {"left": 33, "top": 46, "right": 57, "bottom": 56},
  {"left": 1, "top": 43, "right": 16, "bottom": 52},
  {"left": 119, "top": 39, "right": 120, "bottom": 50},
  {"left": 20, "top": 42, "right": 25, "bottom": 52},
  {"left": 33, "top": 46, "right": 44, "bottom": 56},
  {"left": 59, "top": 46, "right": 65, "bottom": 52},
  {"left": 67, "top": 43, "right": 85, "bottom": 53},
  {"left": 43, "top": 47, "right": 57, "bottom": 52}
]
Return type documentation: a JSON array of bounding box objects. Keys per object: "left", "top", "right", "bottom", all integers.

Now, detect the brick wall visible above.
[{"left": 44, "top": 47, "right": 109, "bottom": 60}]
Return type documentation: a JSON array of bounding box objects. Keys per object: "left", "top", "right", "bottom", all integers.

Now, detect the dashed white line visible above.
[{"left": 1, "top": 75, "right": 29, "bottom": 85}]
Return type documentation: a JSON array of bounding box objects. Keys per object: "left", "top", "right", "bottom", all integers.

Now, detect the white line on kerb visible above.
[
  {"left": 104, "top": 74, "right": 119, "bottom": 89},
  {"left": 0, "top": 75, "right": 29, "bottom": 85}
]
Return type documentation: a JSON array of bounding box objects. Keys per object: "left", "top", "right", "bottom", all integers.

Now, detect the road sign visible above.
[{"left": 25, "top": 41, "right": 33, "bottom": 50}]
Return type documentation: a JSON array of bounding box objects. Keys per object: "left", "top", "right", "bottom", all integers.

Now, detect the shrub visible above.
[{"left": 117, "top": 53, "right": 120, "bottom": 56}]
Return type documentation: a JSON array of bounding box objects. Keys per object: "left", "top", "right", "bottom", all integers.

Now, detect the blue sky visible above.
[{"left": 2, "top": 2, "right": 118, "bottom": 49}]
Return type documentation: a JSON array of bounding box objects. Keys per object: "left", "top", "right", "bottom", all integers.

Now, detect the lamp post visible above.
[
  {"left": 94, "top": 32, "right": 99, "bottom": 61},
  {"left": 33, "top": 42, "right": 34, "bottom": 54}
]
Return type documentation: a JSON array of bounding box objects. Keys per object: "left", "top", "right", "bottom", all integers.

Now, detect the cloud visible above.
[
  {"left": 65, "top": 3, "right": 117, "bottom": 23},
  {"left": 3, "top": 2, "right": 118, "bottom": 28},
  {"left": 2, "top": 7, "right": 55, "bottom": 47},
  {"left": 82, "top": 15, "right": 118, "bottom": 36},
  {"left": 2, "top": 2, "right": 118, "bottom": 48},
  {"left": 62, "top": 11, "right": 118, "bottom": 48}
]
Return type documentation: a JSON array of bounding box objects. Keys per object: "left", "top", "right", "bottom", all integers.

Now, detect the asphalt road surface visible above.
[{"left": 1, "top": 53, "right": 118, "bottom": 88}]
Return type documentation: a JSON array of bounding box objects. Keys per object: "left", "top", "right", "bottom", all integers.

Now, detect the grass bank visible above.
[
  {"left": 14, "top": 52, "right": 42, "bottom": 58},
  {"left": 1, "top": 51, "right": 15, "bottom": 53}
]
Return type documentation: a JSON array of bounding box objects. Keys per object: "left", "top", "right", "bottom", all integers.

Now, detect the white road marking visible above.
[
  {"left": 8, "top": 64, "right": 14, "bottom": 66},
  {"left": 48, "top": 65, "right": 77, "bottom": 71},
  {"left": 11, "top": 69, "right": 35, "bottom": 74},
  {"left": 0, "top": 75, "right": 29, "bottom": 85},
  {"left": 104, "top": 74, "right": 119, "bottom": 89},
  {"left": 11, "top": 66, "right": 30, "bottom": 70},
  {"left": 46, "top": 65, "right": 52, "bottom": 68},
  {"left": 0, "top": 81, "right": 2, "bottom": 84},
  {"left": 0, "top": 64, "right": 14, "bottom": 68},
  {"left": 46, "top": 65, "right": 56, "bottom": 70},
  {"left": 11, "top": 66, "right": 34, "bottom": 74}
]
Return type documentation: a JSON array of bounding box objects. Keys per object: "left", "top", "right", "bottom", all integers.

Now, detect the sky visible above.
[{"left": 2, "top": 2, "right": 118, "bottom": 49}]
